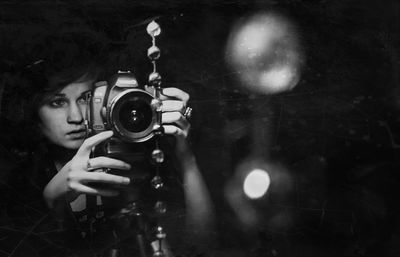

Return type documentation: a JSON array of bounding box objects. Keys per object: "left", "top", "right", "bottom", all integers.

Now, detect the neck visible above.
[{"left": 47, "top": 144, "right": 76, "bottom": 167}]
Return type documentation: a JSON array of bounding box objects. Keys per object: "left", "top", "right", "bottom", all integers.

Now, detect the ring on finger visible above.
[
  {"left": 183, "top": 106, "right": 193, "bottom": 120},
  {"left": 87, "top": 159, "right": 95, "bottom": 171}
]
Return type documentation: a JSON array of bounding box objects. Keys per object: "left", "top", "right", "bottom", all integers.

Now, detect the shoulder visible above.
[{"left": 0, "top": 142, "right": 55, "bottom": 207}]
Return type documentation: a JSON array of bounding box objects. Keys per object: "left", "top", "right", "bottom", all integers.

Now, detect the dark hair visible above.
[
  {"left": 0, "top": 29, "right": 106, "bottom": 153},
  {"left": 25, "top": 58, "right": 101, "bottom": 121}
]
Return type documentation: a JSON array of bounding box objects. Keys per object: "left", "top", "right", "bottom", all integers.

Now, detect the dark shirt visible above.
[
  {"left": 0, "top": 142, "right": 184, "bottom": 257},
  {"left": 0, "top": 147, "right": 92, "bottom": 256}
]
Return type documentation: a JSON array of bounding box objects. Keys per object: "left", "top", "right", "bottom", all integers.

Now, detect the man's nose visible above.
[{"left": 67, "top": 103, "right": 84, "bottom": 124}]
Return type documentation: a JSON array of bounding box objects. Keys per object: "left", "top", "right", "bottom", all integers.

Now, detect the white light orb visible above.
[
  {"left": 226, "top": 12, "right": 303, "bottom": 94},
  {"left": 243, "top": 169, "right": 271, "bottom": 199}
]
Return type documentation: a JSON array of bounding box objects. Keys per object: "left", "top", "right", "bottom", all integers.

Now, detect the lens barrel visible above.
[{"left": 109, "top": 89, "right": 156, "bottom": 142}]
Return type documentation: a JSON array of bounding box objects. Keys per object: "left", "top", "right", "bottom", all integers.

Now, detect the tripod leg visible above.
[{"left": 136, "top": 233, "right": 148, "bottom": 257}]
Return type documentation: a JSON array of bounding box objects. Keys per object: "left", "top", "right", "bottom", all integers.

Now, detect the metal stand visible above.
[
  {"left": 105, "top": 202, "right": 151, "bottom": 257},
  {"left": 104, "top": 20, "right": 169, "bottom": 257}
]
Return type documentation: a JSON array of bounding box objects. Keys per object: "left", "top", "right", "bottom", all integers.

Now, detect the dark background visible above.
[{"left": 0, "top": 0, "right": 399, "bottom": 256}]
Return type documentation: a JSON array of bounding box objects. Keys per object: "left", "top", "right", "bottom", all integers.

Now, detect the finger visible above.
[
  {"left": 163, "top": 125, "right": 189, "bottom": 138},
  {"left": 90, "top": 168, "right": 106, "bottom": 173},
  {"left": 145, "top": 86, "right": 190, "bottom": 103},
  {"left": 161, "top": 100, "right": 185, "bottom": 113},
  {"left": 80, "top": 172, "right": 130, "bottom": 185},
  {"left": 77, "top": 131, "right": 113, "bottom": 156},
  {"left": 70, "top": 182, "right": 119, "bottom": 197},
  {"left": 162, "top": 112, "right": 190, "bottom": 130},
  {"left": 88, "top": 157, "right": 131, "bottom": 170},
  {"left": 161, "top": 88, "right": 190, "bottom": 104}
]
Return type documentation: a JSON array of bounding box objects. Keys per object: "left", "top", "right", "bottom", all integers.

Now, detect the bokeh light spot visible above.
[
  {"left": 243, "top": 169, "right": 270, "bottom": 199},
  {"left": 226, "top": 12, "right": 303, "bottom": 94}
]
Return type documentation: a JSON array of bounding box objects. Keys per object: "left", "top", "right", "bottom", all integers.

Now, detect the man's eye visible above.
[{"left": 49, "top": 99, "right": 67, "bottom": 107}]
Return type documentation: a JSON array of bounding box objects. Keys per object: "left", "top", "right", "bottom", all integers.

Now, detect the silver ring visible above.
[
  {"left": 87, "top": 159, "right": 94, "bottom": 171},
  {"left": 183, "top": 106, "right": 193, "bottom": 120}
]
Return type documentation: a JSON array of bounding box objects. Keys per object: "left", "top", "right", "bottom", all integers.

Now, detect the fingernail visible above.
[
  {"left": 125, "top": 164, "right": 131, "bottom": 169},
  {"left": 123, "top": 177, "right": 130, "bottom": 184}
]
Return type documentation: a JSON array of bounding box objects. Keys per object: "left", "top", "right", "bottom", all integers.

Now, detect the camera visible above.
[
  {"left": 86, "top": 70, "right": 161, "bottom": 180},
  {"left": 82, "top": 21, "right": 173, "bottom": 256},
  {"left": 89, "top": 70, "right": 158, "bottom": 142}
]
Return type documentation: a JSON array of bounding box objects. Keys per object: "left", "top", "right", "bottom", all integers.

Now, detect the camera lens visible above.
[
  {"left": 119, "top": 97, "right": 152, "bottom": 133},
  {"left": 110, "top": 89, "right": 156, "bottom": 142}
]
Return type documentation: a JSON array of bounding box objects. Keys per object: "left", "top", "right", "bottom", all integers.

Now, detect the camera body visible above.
[
  {"left": 87, "top": 70, "right": 159, "bottom": 179},
  {"left": 89, "top": 70, "right": 157, "bottom": 142}
]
